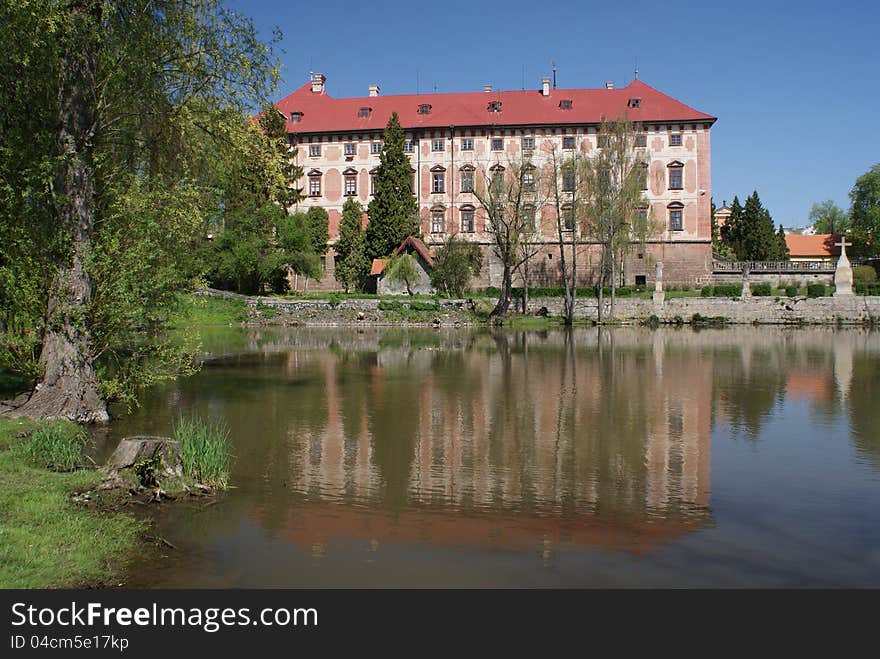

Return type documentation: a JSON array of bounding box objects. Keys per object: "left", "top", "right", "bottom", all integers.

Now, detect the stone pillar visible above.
[
  {"left": 833, "top": 238, "right": 853, "bottom": 296},
  {"left": 740, "top": 264, "right": 751, "bottom": 299},
  {"left": 652, "top": 261, "right": 665, "bottom": 304}
]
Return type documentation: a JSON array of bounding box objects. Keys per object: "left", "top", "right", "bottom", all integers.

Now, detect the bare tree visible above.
[
  {"left": 545, "top": 143, "right": 586, "bottom": 325},
  {"left": 581, "top": 119, "right": 652, "bottom": 322},
  {"left": 472, "top": 154, "right": 541, "bottom": 319}
]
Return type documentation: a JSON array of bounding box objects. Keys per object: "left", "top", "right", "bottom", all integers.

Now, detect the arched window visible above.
[
  {"left": 431, "top": 206, "right": 445, "bottom": 234},
  {"left": 460, "top": 205, "right": 476, "bottom": 233},
  {"left": 667, "top": 201, "right": 684, "bottom": 231}
]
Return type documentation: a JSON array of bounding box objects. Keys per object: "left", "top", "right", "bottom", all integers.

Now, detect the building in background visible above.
[{"left": 272, "top": 73, "right": 716, "bottom": 289}]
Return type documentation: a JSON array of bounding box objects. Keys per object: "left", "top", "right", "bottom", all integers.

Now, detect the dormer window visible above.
[
  {"left": 358, "top": 107, "right": 371, "bottom": 118},
  {"left": 627, "top": 98, "right": 641, "bottom": 109},
  {"left": 559, "top": 99, "right": 573, "bottom": 110},
  {"left": 290, "top": 111, "right": 303, "bottom": 122},
  {"left": 418, "top": 104, "right": 432, "bottom": 114},
  {"left": 488, "top": 101, "right": 502, "bottom": 113}
]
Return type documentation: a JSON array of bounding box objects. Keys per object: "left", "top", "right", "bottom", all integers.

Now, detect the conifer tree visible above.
[
  {"left": 258, "top": 105, "right": 304, "bottom": 211},
  {"left": 775, "top": 224, "right": 789, "bottom": 260},
  {"left": 365, "top": 112, "right": 419, "bottom": 261},
  {"left": 739, "top": 191, "right": 778, "bottom": 260},
  {"left": 335, "top": 199, "right": 369, "bottom": 291},
  {"left": 720, "top": 195, "right": 744, "bottom": 256}
]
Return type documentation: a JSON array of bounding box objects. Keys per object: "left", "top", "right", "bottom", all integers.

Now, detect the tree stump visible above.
[{"left": 104, "top": 436, "right": 183, "bottom": 480}]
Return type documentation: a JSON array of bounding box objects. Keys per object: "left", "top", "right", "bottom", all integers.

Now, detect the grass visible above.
[
  {"left": 23, "top": 421, "right": 90, "bottom": 471},
  {"left": 0, "top": 418, "right": 143, "bottom": 588},
  {"left": 172, "top": 293, "right": 247, "bottom": 326},
  {"left": 174, "top": 416, "right": 232, "bottom": 489}
]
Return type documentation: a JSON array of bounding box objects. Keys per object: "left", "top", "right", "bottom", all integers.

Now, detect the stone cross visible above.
[{"left": 833, "top": 236, "right": 853, "bottom": 296}]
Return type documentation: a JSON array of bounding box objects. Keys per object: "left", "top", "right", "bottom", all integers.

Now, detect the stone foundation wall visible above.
[
  {"left": 241, "top": 292, "right": 880, "bottom": 325},
  {"left": 712, "top": 272, "right": 834, "bottom": 287}
]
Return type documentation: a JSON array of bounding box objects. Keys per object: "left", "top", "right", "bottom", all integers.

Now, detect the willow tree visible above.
[
  {"left": 472, "top": 156, "right": 539, "bottom": 318},
  {"left": 0, "top": 0, "right": 281, "bottom": 422},
  {"left": 582, "top": 119, "right": 651, "bottom": 322}
]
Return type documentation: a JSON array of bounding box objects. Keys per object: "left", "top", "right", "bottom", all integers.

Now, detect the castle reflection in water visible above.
[{"left": 118, "top": 326, "right": 878, "bottom": 557}]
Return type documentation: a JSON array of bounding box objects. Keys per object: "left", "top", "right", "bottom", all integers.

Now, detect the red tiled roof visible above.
[
  {"left": 369, "top": 236, "right": 436, "bottom": 276},
  {"left": 392, "top": 236, "right": 435, "bottom": 268},
  {"left": 785, "top": 234, "right": 840, "bottom": 258},
  {"left": 272, "top": 79, "right": 716, "bottom": 134}
]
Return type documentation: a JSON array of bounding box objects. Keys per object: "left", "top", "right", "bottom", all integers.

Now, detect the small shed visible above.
[{"left": 371, "top": 236, "right": 435, "bottom": 295}]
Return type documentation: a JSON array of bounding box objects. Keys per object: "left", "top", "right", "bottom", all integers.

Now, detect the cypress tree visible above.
[
  {"left": 335, "top": 198, "right": 369, "bottom": 291},
  {"left": 365, "top": 112, "right": 419, "bottom": 261},
  {"left": 775, "top": 224, "right": 789, "bottom": 260},
  {"left": 720, "top": 195, "right": 743, "bottom": 256}
]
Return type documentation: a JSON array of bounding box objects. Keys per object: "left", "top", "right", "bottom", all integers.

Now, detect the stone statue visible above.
[{"left": 653, "top": 261, "right": 665, "bottom": 304}]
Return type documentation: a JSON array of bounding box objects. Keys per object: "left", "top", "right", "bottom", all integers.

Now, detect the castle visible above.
[{"left": 271, "top": 73, "right": 716, "bottom": 288}]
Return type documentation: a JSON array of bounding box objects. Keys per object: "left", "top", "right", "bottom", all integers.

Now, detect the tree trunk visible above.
[
  {"left": 490, "top": 263, "right": 512, "bottom": 318},
  {"left": 12, "top": 1, "right": 107, "bottom": 423},
  {"left": 597, "top": 241, "right": 606, "bottom": 325}
]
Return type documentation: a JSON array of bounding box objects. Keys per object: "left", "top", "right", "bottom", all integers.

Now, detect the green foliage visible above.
[
  {"left": 174, "top": 416, "right": 231, "bottom": 489},
  {"left": 848, "top": 163, "right": 880, "bottom": 258},
  {"left": 0, "top": 0, "right": 285, "bottom": 406},
  {"left": 785, "top": 285, "right": 799, "bottom": 297},
  {"left": 430, "top": 237, "right": 483, "bottom": 297},
  {"left": 335, "top": 199, "right": 370, "bottom": 292},
  {"left": 809, "top": 199, "right": 849, "bottom": 234},
  {"left": 23, "top": 422, "right": 89, "bottom": 472},
  {"left": 173, "top": 294, "right": 248, "bottom": 326},
  {"left": 855, "top": 282, "right": 880, "bottom": 295},
  {"left": 305, "top": 207, "right": 330, "bottom": 256},
  {"left": 853, "top": 265, "right": 877, "bottom": 283},
  {"left": 385, "top": 253, "right": 421, "bottom": 295},
  {"left": 719, "top": 193, "right": 787, "bottom": 260},
  {"left": 701, "top": 285, "right": 714, "bottom": 297},
  {"left": 750, "top": 283, "right": 772, "bottom": 296},
  {"left": 807, "top": 283, "right": 828, "bottom": 298},
  {"left": 712, "top": 284, "right": 743, "bottom": 298},
  {"left": 365, "top": 112, "right": 419, "bottom": 261},
  {"left": 257, "top": 105, "right": 304, "bottom": 211}
]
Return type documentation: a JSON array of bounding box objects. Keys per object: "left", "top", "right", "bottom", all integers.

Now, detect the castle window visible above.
[
  {"left": 309, "top": 144, "right": 321, "bottom": 157},
  {"left": 668, "top": 202, "right": 684, "bottom": 231},
  {"left": 521, "top": 204, "right": 536, "bottom": 231},
  {"left": 431, "top": 208, "right": 445, "bottom": 233},
  {"left": 522, "top": 136, "right": 535, "bottom": 150},
  {"left": 488, "top": 101, "right": 502, "bottom": 112},
  {"left": 639, "top": 161, "right": 649, "bottom": 190},
  {"left": 460, "top": 205, "right": 475, "bottom": 233},
  {"left": 370, "top": 168, "right": 378, "bottom": 194},
  {"left": 344, "top": 142, "right": 356, "bottom": 156},
  {"left": 461, "top": 138, "right": 474, "bottom": 151},
  {"left": 344, "top": 173, "right": 357, "bottom": 196},
  {"left": 460, "top": 167, "right": 475, "bottom": 193},
  {"left": 432, "top": 138, "right": 445, "bottom": 152},
  {"left": 561, "top": 204, "right": 575, "bottom": 231},
  {"left": 563, "top": 136, "right": 575, "bottom": 150},
  {"left": 432, "top": 171, "right": 445, "bottom": 193},
  {"left": 371, "top": 141, "right": 382, "bottom": 154},
  {"left": 418, "top": 104, "right": 432, "bottom": 114},
  {"left": 522, "top": 166, "right": 535, "bottom": 192},
  {"left": 404, "top": 139, "right": 414, "bottom": 152},
  {"left": 308, "top": 170, "right": 322, "bottom": 197},
  {"left": 668, "top": 161, "right": 683, "bottom": 190},
  {"left": 669, "top": 133, "right": 682, "bottom": 147},
  {"left": 562, "top": 169, "right": 576, "bottom": 191},
  {"left": 491, "top": 138, "right": 503, "bottom": 151},
  {"left": 635, "top": 133, "right": 647, "bottom": 147}
]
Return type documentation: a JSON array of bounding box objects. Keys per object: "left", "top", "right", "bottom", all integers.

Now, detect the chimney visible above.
[
  {"left": 483, "top": 84, "right": 492, "bottom": 93},
  {"left": 310, "top": 73, "right": 326, "bottom": 94},
  {"left": 541, "top": 77, "right": 550, "bottom": 96},
  {"left": 605, "top": 81, "right": 614, "bottom": 90},
  {"left": 368, "top": 84, "right": 380, "bottom": 97}
]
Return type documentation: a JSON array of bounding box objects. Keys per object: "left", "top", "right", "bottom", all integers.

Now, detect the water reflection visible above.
[{"left": 108, "top": 326, "right": 880, "bottom": 587}]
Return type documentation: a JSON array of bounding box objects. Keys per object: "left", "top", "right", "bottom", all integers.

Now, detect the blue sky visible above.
[{"left": 229, "top": 0, "right": 878, "bottom": 228}]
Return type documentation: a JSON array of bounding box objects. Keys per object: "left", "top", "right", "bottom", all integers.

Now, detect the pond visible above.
[{"left": 105, "top": 326, "right": 880, "bottom": 587}]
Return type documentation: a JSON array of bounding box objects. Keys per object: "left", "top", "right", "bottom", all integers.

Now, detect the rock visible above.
[
  {"left": 104, "top": 436, "right": 184, "bottom": 480},
  {"left": 357, "top": 311, "right": 365, "bottom": 321}
]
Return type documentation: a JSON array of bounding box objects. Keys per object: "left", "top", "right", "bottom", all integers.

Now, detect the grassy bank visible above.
[
  {"left": 0, "top": 419, "right": 143, "bottom": 588},
  {"left": 172, "top": 293, "right": 248, "bottom": 326}
]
